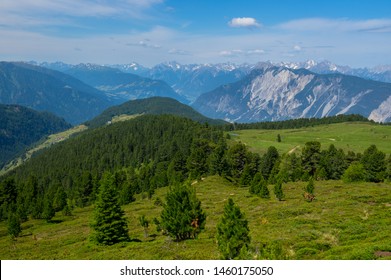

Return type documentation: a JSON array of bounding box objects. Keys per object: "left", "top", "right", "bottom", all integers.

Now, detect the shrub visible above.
[{"left": 342, "top": 162, "right": 367, "bottom": 183}]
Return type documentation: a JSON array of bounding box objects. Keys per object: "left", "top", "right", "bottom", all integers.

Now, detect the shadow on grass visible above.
[{"left": 47, "top": 219, "right": 64, "bottom": 224}]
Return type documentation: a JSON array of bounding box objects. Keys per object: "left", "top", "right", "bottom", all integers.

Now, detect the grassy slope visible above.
[
  {"left": 1, "top": 176, "right": 390, "bottom": 260},
  {"left": 232, "top": 122, "right": 391, "bottom": 155}
]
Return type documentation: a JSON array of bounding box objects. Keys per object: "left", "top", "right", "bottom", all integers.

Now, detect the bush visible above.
[{"left": 342, "top": 162, "right": 367, "bottom": 183}]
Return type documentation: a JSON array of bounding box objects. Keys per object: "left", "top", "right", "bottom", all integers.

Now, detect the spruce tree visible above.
[
  {"left": 160, "top": 184, "right": 206, "bottom": 241},
  {"left": 249, "top": 172, "right": 263, "bottom": 195},
  {"left": 273, "top": 180, "right": 284, "bottom": 201},
  {"left": 91, "top": 172, "right": 129, "bottom": 245},
  {"left": 360, "top": 145, "right": 386, "bottom": 182},
  {"left": 8, "top": 213, "right": 21, "bottom": 238},
  {"left": 217, "top": 198, "right": 251, "bottom": 260},
  {"left": 259, "top": 181, "right": 270, "bottom": 199},
  {"left": 303, "top": 177, "right": 315, "bottom": 202},
  {"left": 42, "top": 196, "right": 55, "bottom": 222}
]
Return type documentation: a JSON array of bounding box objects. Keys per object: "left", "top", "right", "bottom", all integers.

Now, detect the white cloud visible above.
[
  {"left": 138, "top": 40, "right": 161, "bottom": 49},
  {"left": 247, "top": 49, "right": 265, "bottom": 55},
  {"left": 228, "top": 17, "right": 261, "bottom": 28},
  {"left": 168, "top": 48, "right": 191, "bottom": 55},
  {"left": 293, "top": 45, "right": 302, "bottom": 51},
  {"left": 219, "top": 50, "right": 243, "bottom": 57},
  {"left": 0, "top": 0, "right": 164, "bottom": 28}
]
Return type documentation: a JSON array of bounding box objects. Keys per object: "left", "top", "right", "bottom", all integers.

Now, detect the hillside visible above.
[
  {"left": 0, "top": 104, "right": 71, "bottom": 168},
  {"left": 0, "top": 62, "right": 112, "bottom": 124},
  {"left": 0, "top": 175, "right": 390, "bottom": 260},
  {"left": 193, "top": 66, "right": 391, "bottom": 123},
  {"left": 86, "top": 97, "right": 227, "bottom": 128},
  {"left": 232, "top": 122, "right": 391, "bottom": 155},
  {"left": 1, "top": 114, "right": 390, "bottom": 260}
]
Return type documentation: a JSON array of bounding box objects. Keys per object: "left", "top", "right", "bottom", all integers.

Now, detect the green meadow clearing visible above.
[
  {"left": 231, "top": 122, "right": 391, "bottom": 155},
  {"left": 1, "top": 176, "right": 390, "bottom": 260}
]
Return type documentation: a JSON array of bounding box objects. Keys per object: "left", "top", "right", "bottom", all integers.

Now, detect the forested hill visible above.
[
  {"left": 0, "top": 115, "right": 226, "bottom": 220},
  {"left": 0, "top": 104, "right": 71, "bottom": 168},
  {"left": 85, "top": 97, "right": 227, "bottom": 128}
]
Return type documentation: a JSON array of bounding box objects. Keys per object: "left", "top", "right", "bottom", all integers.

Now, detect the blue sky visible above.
[{"left": 1, "top": 0, "right": 390, "bottom": 67}]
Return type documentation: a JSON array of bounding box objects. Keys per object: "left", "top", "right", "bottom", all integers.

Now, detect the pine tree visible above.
[
  {"left": 273, "top": 180, "right": 284, "bottom": 201},
  {"left": 8, "top": 213, "right": 21, "bottom": 238},
  {"left": 303, "top": 177, "right": 315, "bottom": 202},
  {"left": 217, "top": 198, "right": 251, "bottom": 260},
  {"left": 160, "top": 184, "right": 206, "bottom": 241},
  {"left": 360, "top": 145, "right": 386, "bottom": 182},
  {"left": 42, "top": 196, "right": 55, "bottom": 222},
  {"left": 261, "top": 146, "right": 279, "bottom": 180},
  {"left": 259, "top": 181, "right": 270, "bottom": 199},
  {"left": 249, "top": 172, "right": 263, "bottom": 195},
  {"left": 91, "top": 172, "right": 129, "bottom": 245},
  {"left": 301, "top": 141, "right": 321, "bottom": 177}
]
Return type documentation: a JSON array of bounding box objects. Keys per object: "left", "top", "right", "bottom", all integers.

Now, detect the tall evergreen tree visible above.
[
  {"left": 209, "top": 137, "right": 229, "bottom": 176},
  {"left": 42, "top": 195, "right": 55, "bottom": 222},
  {"left": 261, "top": 146, "right": 280, "bottom": 180},
  {"left": 360, "top": 145, "right": 386, "bottom": 182},
  {"left": 160, "top": 184, "right": 206, "bottom": 241},
  {"left": 186, "top": 139, "right": 211, "bottom": 179},
  {"left": 226, "top": 142, "right": 249, "bottom": 180},
  {"left": 7, "top": 213, "right": 21, "bottom": 238},
  {"left": 273, "top": 180, "right": 284, "bottom": 201},
  {"left": 217, "top": 198, "right": 251, "bottom": 260},
  {"left": 301, "top": 141, "right": 321, "bottom": 177},
  {"left": 320, "top": 144, "right": 347, "bottom": 180},
  {"left": 91, "top": 172, "right": 129, "bottom": 245}
]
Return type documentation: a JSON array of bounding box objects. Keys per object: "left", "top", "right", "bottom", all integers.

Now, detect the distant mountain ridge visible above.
[
  {"left": 0, "top": 104, "right": 71, "bottom": 168},
  {"left": 0, "top": 62, "right": 112, "bottom": 124},
  {"left": 192, "top": 66, "right": 391, "bottom": 123},
  {"left": 86, "top": 96, "right": 227, "bottom": 128},
  {"left": 32, "top": 60, "right": 391, "bottom": 103},
  {"left": 64, "top": 64, "right": 188, "bottom": 104}
]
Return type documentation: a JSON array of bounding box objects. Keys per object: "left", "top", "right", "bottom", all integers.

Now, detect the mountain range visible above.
[
  {"left": 0, "top": 62, "right": 111, "bottom": 124},
  {"left": 192, "top": 66, "right": 391, "bottom": 123},
  {"left": 36, "top": 60, "right": 391, "bottom": 103},
  {"left": 63, "top": 63, "right": 188, "bottom": 104},
  {"left": 5, "top": 60, "right": 391, "bottom": 125}
]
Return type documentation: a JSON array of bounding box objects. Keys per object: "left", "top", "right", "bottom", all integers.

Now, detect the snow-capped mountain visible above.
[
  {"left": 192, "top": 66, "right": 391, "bottom": 123},
  {"left": 132, "top": 61, "right": 254, "bottom": 102},
  {"left": 279, "top": 60, "right": 391, "bottom": 83},
  {"left": 110, "top": 62, "right": 149, "bottom": 75}
]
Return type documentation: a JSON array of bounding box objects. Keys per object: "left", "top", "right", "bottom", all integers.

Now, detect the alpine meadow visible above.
[{"left": 1, "top": 0, "right": 391, "bottom": 265}]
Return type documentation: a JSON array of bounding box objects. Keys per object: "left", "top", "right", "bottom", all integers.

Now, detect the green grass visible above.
[
  {"left": 1, "top": 176, "right": 390, "bottom": 260},
  {"left": 111, "top": 114, "right": 143, "bottom": 124},
  {"left": 231, "top": 122, "right": 391, "bottom": 155}
]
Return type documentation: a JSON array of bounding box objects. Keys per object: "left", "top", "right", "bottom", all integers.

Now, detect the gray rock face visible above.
[{"left": 193, "top": 66, "right": 391, "bottom": 123}]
